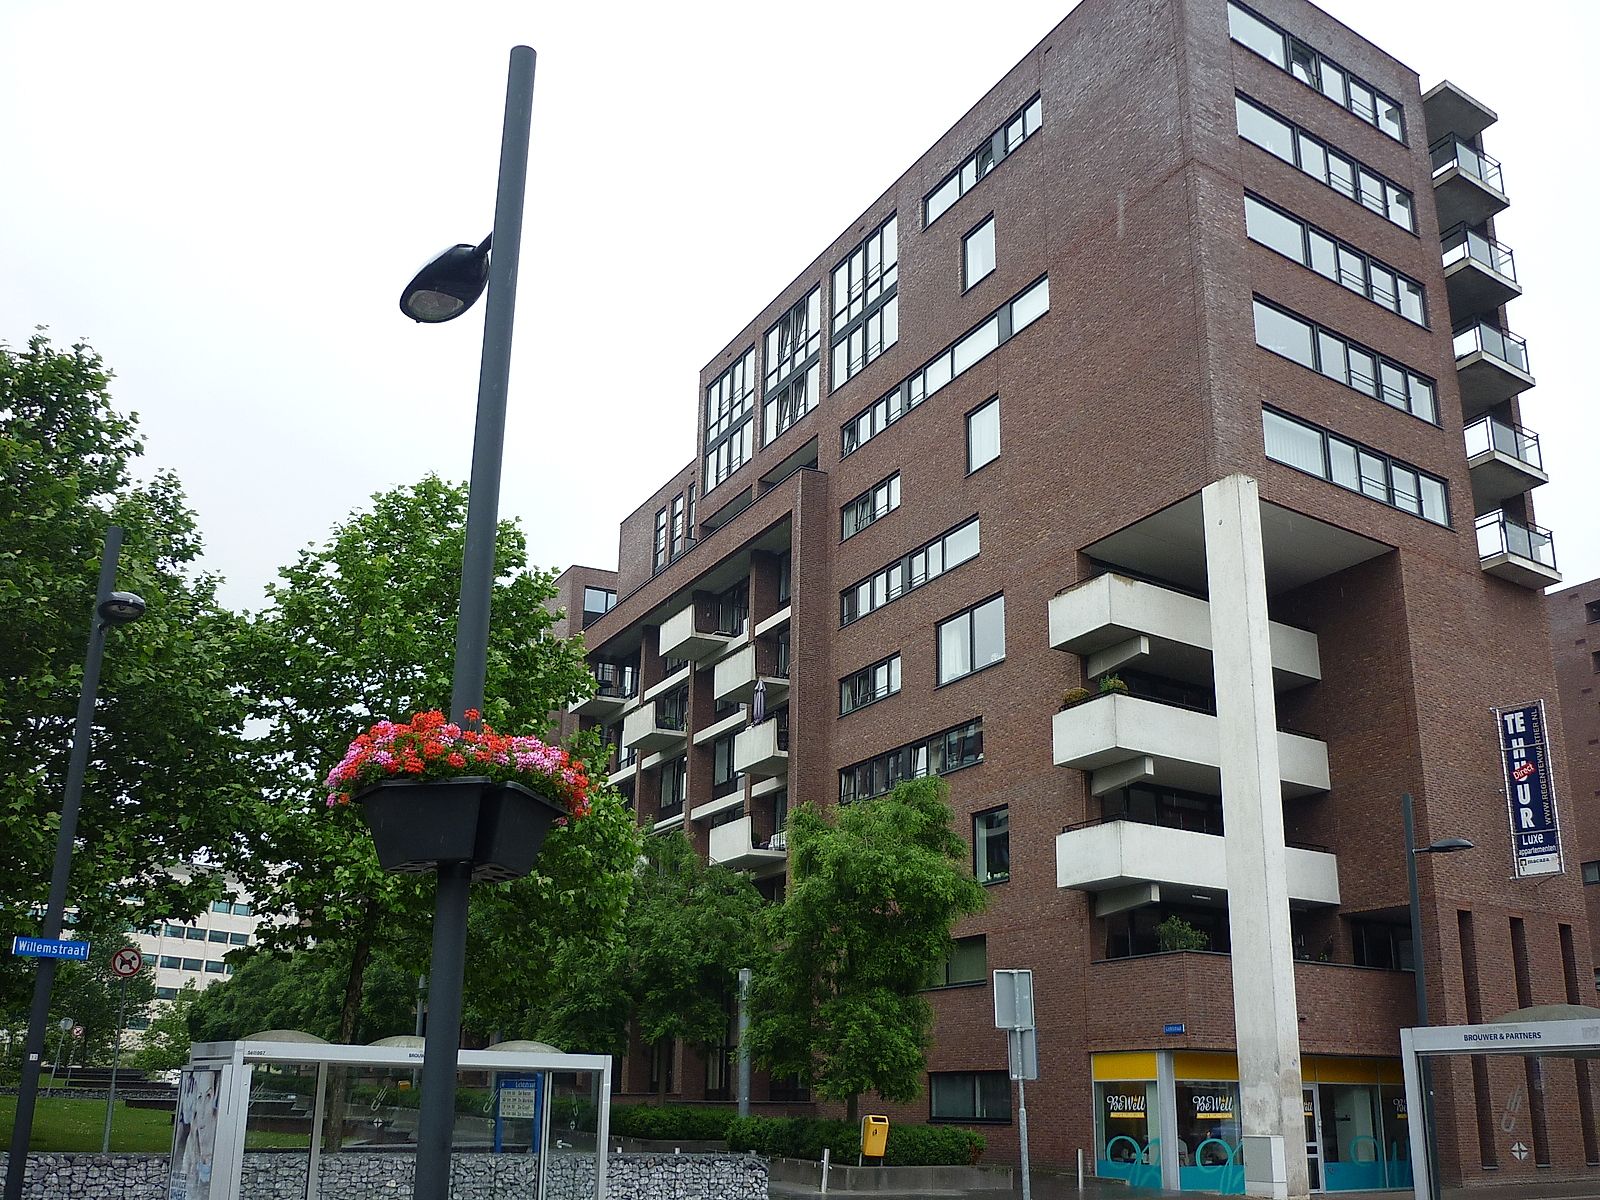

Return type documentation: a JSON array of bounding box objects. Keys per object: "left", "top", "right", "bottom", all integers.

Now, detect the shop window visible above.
[{"left": 1095, "top": 1080, "right": 1159, "bottom": 1184}]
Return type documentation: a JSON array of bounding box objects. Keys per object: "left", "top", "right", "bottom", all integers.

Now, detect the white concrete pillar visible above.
[{"left": 1202, "top": 474, "right": 1310, "bottom": 1200}]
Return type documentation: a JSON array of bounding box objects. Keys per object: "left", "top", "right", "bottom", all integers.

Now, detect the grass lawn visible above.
[{"left": 0, "top": 1096, "right": 305, "bottom": 1152}]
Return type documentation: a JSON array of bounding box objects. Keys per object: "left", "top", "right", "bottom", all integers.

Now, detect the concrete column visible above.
[
  {"left": 1157, "top": 1050, "right": 1181, "bottom": 1192},
  {"left": 1201, "top": 475, "right": 1309, "bottom": 1200}
]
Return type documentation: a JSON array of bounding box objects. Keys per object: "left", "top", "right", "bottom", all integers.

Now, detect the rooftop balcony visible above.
[
  {"left": 1453, "top": 321, "right": 1533, "bottom": 418},
  {"left": 1048, "top": 573, "right": 1319, "bottom": 690},
  {"left": 1055, "top": 818, "right": 1340, "bottom": 911},
  {"left": 568, "top": 663, "right": 638, "bottom": 718},
  {"left": 1464, "top": 416, "right": 1547, "bottom": 514},
  {"left": 1430, "top": 136, "right": 1508, "bottom": 230},
  {"left": 712, "top": 642, "right": 790, "bottom": 707},
  {"left": 734, "top": 713, "right": 789, "bottom": 779},
  {"left": 708, "top": 814, "right": 788, "bottom": 876},
  {"left": 1476, "top": 512, "right": 1560, "bottom": 588},
  {"left": 1052, "top": 692, "right": 1329, "bottom": 799},
  {"left": 1440, "top": 225, "right": 1520, "bottom": 323},
  {"left": 620, "top": 695, "right": 687, "bottom": 756},
  {"left": 658, "top": 600, "right": 742, "bottom": 663}
]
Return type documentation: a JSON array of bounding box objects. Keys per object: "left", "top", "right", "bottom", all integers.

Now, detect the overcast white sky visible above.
[{"left": 2, "top": 0, "right": 1594, "bottom": 612}]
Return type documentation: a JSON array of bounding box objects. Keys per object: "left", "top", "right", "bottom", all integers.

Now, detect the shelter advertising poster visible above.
[{"left": 168, "top": 1067, "right": 220, "bottom": 1200}]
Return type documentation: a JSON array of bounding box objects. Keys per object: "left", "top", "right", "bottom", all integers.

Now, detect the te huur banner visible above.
[{"left": 1495, "top": 700, "right": 1563, "bottom": 879}]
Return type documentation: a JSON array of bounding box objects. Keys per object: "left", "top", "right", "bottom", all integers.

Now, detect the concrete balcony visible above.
[
  {"left": 734, "top": 718, "right": 788, "bottom": 779},
  {"left": 1052, "top": 693, "right": 1329, "bottom": 799},
  {"left": 1465, "top": 416, "right": 1547, "bottom": 514},
  {"left": 620, "top": 697, "right": 687, "bottom": 755},
  {"left": 708, "top": 814, "right": 788, "bottom": 876},
  {"left": 1048, "top": 573, "right": 1319, "bottom": 690},
  {"left": 1055, "top": 820, "right": 1340, "bottom": 913},
  {"left": 568, "top": 667, "right": 636, "bottom": 719},
  {"left": 1430, "top": 136, "right": 1508, "bottom": 231},
  {"left": 1422, "top": 80, "right": 1497, "bottom": 145},
  {"left": 1441, "top": 225, "right": 1520, "bottom": 324},
  {"left": 658, "top": 601, "right": 741, "bottom": 663},
  {"left": 1476, "top": 512, "right": 1560, "bottom": 588},
  {"left": 712, "top": 643, "right": 790, "bottom": 706},
  {"left": 1453, "top": 321, "right": 1533, "bottom": 419}
]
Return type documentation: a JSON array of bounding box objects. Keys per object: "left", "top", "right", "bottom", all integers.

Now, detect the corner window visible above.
[
  {"left": 937, "top": 595, "right": 1006, "bottom": 685},
  {"left": 930, "top": 1071, "right": 1010, "bottom": 1123},
  {"left": 975, "top": 808, "right": 1009, "bottom": 884},
  {"left": 926, "top": 935, "right": 987, "bottom": 988},
  {"left": 966, "top": 397, "right": 1000, "bottom": 473},
  {"left": 963, "top": 217, "right": 996, "bottom": 289},
  {"left": 705, "top": 348, "right": 756, "bottom": 488},
  {"left": 831, "top": 215, "right": 899, "bottom": 389}
]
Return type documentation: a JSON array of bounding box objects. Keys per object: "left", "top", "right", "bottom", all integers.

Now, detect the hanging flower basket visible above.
[{"left": 325, "top": 709, "right": 590, "bottom": 883}]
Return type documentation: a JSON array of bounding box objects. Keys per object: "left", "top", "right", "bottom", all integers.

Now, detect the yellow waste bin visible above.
[{"left": 860, "top": 1114, "right": 889, "bottom": 1160}]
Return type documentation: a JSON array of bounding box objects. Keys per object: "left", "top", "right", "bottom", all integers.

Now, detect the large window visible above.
[
  {"left": 712, "top": 733, "right": 742, "bottom": 798},
  {"left": 581, "top": 586, "right": 616, "bottom": 628},
  {"left": 841, "top": 473, "right": 901, "bottom": 540},
  {"left": 832, "top": 215, "right": 899, "bottom": 389},
  {"left": 963, "top": 216, "right": 996, "bottom": 289},
  {"left": 925, "top": 935, "right": 987, "bottom": 988},
  {"left": 966, "top": 397, "right": 1000, "bottom": 473},
  {"left": 924, "top": 94, "right": 1042, "bottom": 225},
  {"left": 659, "top": 756, "right": 687, "bottom": 819},
  {"left": 840, "top": 653, "right": 902, "bottom": 716},
  {"left": 1245, "top": 196, "right": 1424, "bottom": 324},
  {"left": 705, "top": 348, "right": 756, "bottom": 489},
  {"left": 1227, "top": 3, "right": 1404, "bottom": 140},
  {"left": 842, "top": 277, "right": 1048, "bottom": 458},
  {"left": 937, "top": 595, "right": 1006, "bottom": 685},
  {"left": 765, "top": 287, "right": 822, "bottom": 442},
  {"left": 1235, "top": 94, "right": 1414, "bottom": 231},
  {"left": 1263, "top": 408, "right": 1449, "bottom": 525},
  {"left": 974, "top": 807, "right": 1009, "bottom": 884},
  {"left": 1351, "top": 919, "right": 1413, "bottom": 970},
  {"left": 840, "top": 518, "right": 980, "bottom": 626},
  {"left": 1252, "top": 299, "right": 1437, "bottom": 423},
  {"left": 838, "top": 719, "right": 983, "bottom": 804},
  {"left": 930, "top": 1072, "right": 1010, "bottom": 1123}
]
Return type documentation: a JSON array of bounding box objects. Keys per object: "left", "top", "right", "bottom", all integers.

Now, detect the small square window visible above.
[
  {"left": 1582, "top": 861, "right": 1600, "bottom": 885},
  {"left": 963, "top": 217, "right": 996, "bottom": 289},
  {"left": 1585, "top": 599, "right": 1600, "bottom": 623}
]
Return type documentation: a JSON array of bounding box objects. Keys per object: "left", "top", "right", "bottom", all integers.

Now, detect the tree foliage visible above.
[
  {"left": 747, "top": 779, "right": 985, "bottom": 1121},
  {"left": 185, "top": 948, "right": 418, "bottom": 1047}
]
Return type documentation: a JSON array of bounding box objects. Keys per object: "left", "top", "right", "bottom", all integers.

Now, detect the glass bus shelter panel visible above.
[
  {"left": 237, "top": 1062, "right": 317, "bottom": 1200},
  {"left": 542, "top": 1070, "right": 604, "bottom": 1200}
]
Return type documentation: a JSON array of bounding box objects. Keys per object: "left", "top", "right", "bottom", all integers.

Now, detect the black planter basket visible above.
[{"left": 356, "top": 776, "right": 566, "bottom": 883}]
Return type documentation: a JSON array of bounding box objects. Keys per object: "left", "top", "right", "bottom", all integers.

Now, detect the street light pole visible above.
[
  {"left": 410, "top": 45, "right": 536, "bottom": 1200},
  {"left": 4, "top": 529, "right": 144, "bottom": 1200}
]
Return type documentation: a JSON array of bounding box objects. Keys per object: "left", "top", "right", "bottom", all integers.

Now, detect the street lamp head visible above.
[
  {"left": 399, "top": 237, "right": 492, "bottom": 323},
  {"left": 97, "top": 592, "right": 146, "bottom": 626},
  {"left": 1419, "top": 837, "right": 1475, "bottom": 855}
]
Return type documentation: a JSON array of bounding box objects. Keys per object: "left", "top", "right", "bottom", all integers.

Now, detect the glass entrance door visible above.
[{"left": 1304, "top": 1086, "right": 1323, "bottom": 1192}]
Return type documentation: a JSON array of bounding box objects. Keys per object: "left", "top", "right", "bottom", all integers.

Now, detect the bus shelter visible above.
[
  {"left": 173, "top": 1036, "right": 612, "bottom": 1200},
  {"left": 1399, "top": 1006, "right": 1600, "bottom": 1200}
]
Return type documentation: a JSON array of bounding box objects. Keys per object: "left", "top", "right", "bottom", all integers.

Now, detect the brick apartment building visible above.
[
  {"left": 549, "top": 0, "right": 1597, "bottom": 1191},
  {"left": 1547, "top": 579, "right": 1600, "bottom": 995}
]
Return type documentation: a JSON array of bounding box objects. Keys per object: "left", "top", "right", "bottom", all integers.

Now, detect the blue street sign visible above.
[
  {"left": 1163, "top": 1023, "right": 1186, "bottom": 1036},
  {"left": 11, "top": 936, "right": 91, "bottom": 961}
]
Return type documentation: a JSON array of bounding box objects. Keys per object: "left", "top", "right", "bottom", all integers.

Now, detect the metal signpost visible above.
[
  {"left": 994, "top": 969, "right": 1036, "bottom": 1200},
  {"left": 102, "top": 945, "right": 143, "bottom": 1151}
]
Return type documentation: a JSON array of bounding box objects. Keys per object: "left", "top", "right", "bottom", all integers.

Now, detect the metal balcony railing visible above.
[
  {"left": 591, "top": 662, "right": 638, "bottom": 699},
  {"left": 1476, "top": 512, "right": 1556, "bottom": 569},
  {"left": 1441, "top": 224, "right": 1516, "bottom": 282},
  {"left": 1454, "top": 321, "right": 1530, "bottom": 373},
  {"left": 1431, "top": 136, "right": 1505, "bottom": 193},
  {"left": 1464, "top": 415, "right": 1542, "bottom": 470}
]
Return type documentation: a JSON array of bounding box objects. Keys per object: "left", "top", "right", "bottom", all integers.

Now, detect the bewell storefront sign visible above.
[{"left": 1494, "top": 700, "right": 1564, "bottom": 878}]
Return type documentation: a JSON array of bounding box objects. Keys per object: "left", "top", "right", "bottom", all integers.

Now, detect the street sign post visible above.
[
  {"left": 103, "top": 945, "right": 142, "bottom": 1151},
  {"left": 1007, "top": 1027, "right": 1038, "bottom": 1081},
  {"left": 11, "top": 937, "right": 90, "bottom": 961},
  {"left": 994, "top": 970, "right": 1036, "bottom": 1200}
]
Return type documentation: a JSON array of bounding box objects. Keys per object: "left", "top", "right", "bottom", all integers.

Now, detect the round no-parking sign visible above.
[{"left": 111, "top": 946, "right": 143, "bottom": 978}]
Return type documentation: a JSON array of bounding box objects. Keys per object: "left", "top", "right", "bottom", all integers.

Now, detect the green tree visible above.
[
  {"left": 747, "top": 778, "right": 985, "bottom": 1121},
  {"left": 131, "top": 981, "right": 202, "bottom": 1072},
  {"left": 185, "top": 947, "right": 419, "bottom": 1046},
  {"left": 0, "top": 332, "right": 256, "bottom": 1017}
]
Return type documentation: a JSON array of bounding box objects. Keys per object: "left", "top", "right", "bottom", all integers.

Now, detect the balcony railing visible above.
[
  {"left": 1476, "top": 512, "right": 1556, "bottom": 569},
  {"left": 1464, "top": 415, "right": 1542, "bottom": 470},
  {"left": 657, "top": 696, "right": 688, "bottom": 731},
  {"left": 1441, "top": 224, "right": 1516, "bottom": 282},
  {"left": 1454, "top": 321, "right": 1529, "bottom": 373},
  {"left": 591, "top": 662, "right": 638, "bottom": 700},
  {"left": 1431, "top": 136, "right": 1504, "bottom": 192}
]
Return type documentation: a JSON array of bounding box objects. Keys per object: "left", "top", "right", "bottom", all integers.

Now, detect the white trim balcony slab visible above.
[
  {"left": 734, "top": 721, "right": 788, "bottom": 778},
  {"left": 568, "top": 689, "right": 632, "bottom": 718},
  {"left": 693, "top": 708, "right": 748, "bottom": 746},
  {"left": 606, "top": 761, "right": 637, "bottom": 787},
  {"left": 621, "top": 699, "right": 687, "bottom": 755},
  {"left": 713, "top": 643, "right": 790, "bottom": 705},
  {"left": 641, "top": 665, "right": 691, "bottom": 704},
  {"left": 754, "top": 606, "right": 792, "bottom": 637},
  {"left": 709, "top": 814, "right": 787, "bottom": 875},
  {"left": 690, "top": 792, "right": 745, "bottom": 824},
  {"left": 750, "top": 776, "right": 786, "bottom": 799},
  {"left": 659, "top": 603, "right": 739, "bottom": 662}
]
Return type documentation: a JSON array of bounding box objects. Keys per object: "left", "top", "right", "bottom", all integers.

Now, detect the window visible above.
[
  {"left": 653, "top": 508, "right": 668, "bottom": 573},
  {"left": 1585, "top": 599, "right": 1600, "bottom": 624},
  {"left": 966, "top": 397, "right": 1000, "bottom": 473},
  {"left": 841, "top": 473, "right": 901, "bottom": 540},
  {"left": 963, "top": 217, "right": 996, "bottom": 289},
  {"left": 937, "top": 595, "right": 1006, "bottom": 685},
  {"left": 712, "top": 734, "right": 742, "bottom": 799},
  {"left": 208, "top": 929, "right": 228, "bottom": 943},
  {"left": 1582, "top": 861, "right": 1600, "bottom": 885},
  {"left": 839, "top": 718, "right": 983, "bottom": 804},
  {"left": 705, "top": 348, "right": 757, "bottom": 488},
  {"left": 1352, "top": 920, "right": 1413, "bottom": 970},
  {"left": 1235, "top": 95, "right": 1414, "bottom": 231},
  {"left": 840, "top": 517, "right": 980, "bottom": 626},
  {"left": 765, "top": 287, "right": 822, "bottom": 442},
  {"left": 156, "top": 987, "right": 178, "bottom": 1000},
  {"left": 842, "top": 277, "right": 1047, "bottom": 458},
  {"left": 159, "top": 955, "right": 181, "bottom": 969},
  {"left": 1244, "top": 196, "right": 1425, "bottom": 324},
  {"left": 1263, "top": 409, "right": 1449, "bottom": 525},
  {"left": 714, "top": 579, "right": 748, "bottom": 637},
  {"left": 163, "top": 924, "right": 185, "bottom": 938},
  {"left": 777, "top": 550, "right": 792, "bottom": 604},
  {"left": 925, "top": 95, "right": 1042, "bottom": 225},
  {"left": 181, "top": 958, "right": 202, "bottom": 971},
  {"left": 659, "top": 756, "right": 687, "bottom": 819},
  {"left": 185, "top": 927, "right": 205, "bottom": 941},
  {"left": 975, "top": 808, "right": 1010, "bottom": 884},
  {"left": 1252, "top": 299, "right": 1438, "bottom": 423},
  {"left": 229, "top": 932, "right": 250, "bottom": 946},
  {"left": 657, "top": 686, "right": 688, "bottom": 732},
  {"left": 930, "top": 1072, "right": 1010, "bottom": 1123},
  {"left": 926, "top": 935, "right": 987, "bottom": 988},
  {"left": 840, "top": 654, "right": 902, "bottom": 716},
  {"left": 832, "top": 216, "right": 899, "bottom": 389},
  {"left": 582, "top": 586, "right": 616, "bottom": 628},
  {"left": 205, "top": 961, "right": 226, "bottom": 974},
  {"left": 211, "top": 901, "right": 232, "bottom": 914},
  {"left": 1228, "top": 4, "right": 1404, "bottom": 140}
]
